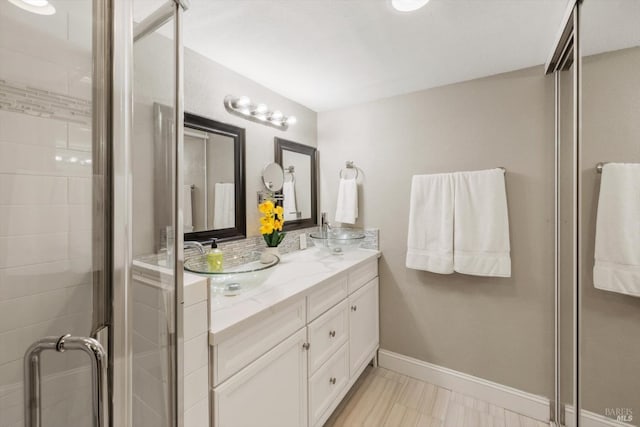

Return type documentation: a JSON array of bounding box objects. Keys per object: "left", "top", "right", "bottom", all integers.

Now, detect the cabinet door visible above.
[
  {"left": 348, "top": 277, "right": 379, "bottom": 375},
  {"left": 213, "top": 328, "right": 308, "bottom": 427}
]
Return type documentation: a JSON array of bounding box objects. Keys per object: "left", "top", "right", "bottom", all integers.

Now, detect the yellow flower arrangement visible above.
[{"left": 258, "top": 200, "right": 286, "bottom": 247}]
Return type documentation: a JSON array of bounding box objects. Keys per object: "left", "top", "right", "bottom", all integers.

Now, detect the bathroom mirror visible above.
[
  {"left": 183, "top": 112, "right": 246, "bottom": 241},
  {"left": 274, "top": 137, "right": 318, "bottom": 231},
  {"left": 261, "top": 162, "right": 284, "bottom": 192}
]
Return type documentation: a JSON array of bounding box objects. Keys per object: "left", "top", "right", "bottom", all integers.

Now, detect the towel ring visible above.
[{"left": 339, "top": 161, "right": 359, "bottom": 179}]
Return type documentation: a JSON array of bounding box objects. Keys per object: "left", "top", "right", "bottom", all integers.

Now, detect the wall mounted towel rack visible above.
[
  {"left": 596, "top": 162, "right": 607, "bottom": 173},
  {"left": 339, "top": 161, "right": 359, "bottom": 179},
  {"left": 285, "top": 166, "right": 295, "bottom": 183}
]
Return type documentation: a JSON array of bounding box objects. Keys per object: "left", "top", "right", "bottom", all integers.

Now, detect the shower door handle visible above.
[{"left": 24, "top": 335, "right": 108, "bottom": 427}]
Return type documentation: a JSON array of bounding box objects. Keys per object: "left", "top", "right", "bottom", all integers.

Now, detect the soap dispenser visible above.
[{"left": 207, "top": 239, "right": 223, "bottom": 272}]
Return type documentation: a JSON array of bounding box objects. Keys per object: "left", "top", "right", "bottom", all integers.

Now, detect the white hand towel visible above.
[
  {"left": 183, "top": 184, "right": 193, "bottom": 232},
  {"left": 406, "top": 174, "right": 455, "bottom": 274},
  {"left": 593, "top": 163, "right": 640, "bottom": 297},
  {"left": 453, "top": 168, "right": 511, "bottom": 277},
  {"left": 283, "top": 181, "right": 298, "bottom": 221},
  {"left": 213, "top": 183, "right": 235, "bottom": 229},
  {"left": 335, "top": 178, "right": 358, "bottom": 224}
]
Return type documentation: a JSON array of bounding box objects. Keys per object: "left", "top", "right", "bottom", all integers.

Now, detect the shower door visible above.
[
  {"left": 580, "top": 0, "right": 640, "bottom": 425},
  {"left": 550, "top": 0, "right": 640, "bottom": 426},
  {"left": 0, "top": 1, "right": 111, "bottom": 426},
  {"left": 0, "top": 0, "right": 185, "bottom": 426},
  {"left": 131, "top": 1, "right": 186, "bottom": 427}
]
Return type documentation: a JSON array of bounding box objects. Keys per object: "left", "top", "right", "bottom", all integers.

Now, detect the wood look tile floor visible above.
[{"left": 324, "top": 367, "right": 549, "bottom": 427}]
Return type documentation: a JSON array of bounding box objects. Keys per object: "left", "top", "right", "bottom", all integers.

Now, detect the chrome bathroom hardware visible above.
[
  {"left": 596, "top": 162, "right": 607, "bottom": 173},
  {"left": 339, "top": 161, "right": 359, "bottom": 179},
  {"left": 24, "top": 335, "right": 108, "bottom": 427},
  {"left": 285, "top": 166, "right": 296, "bottom": 183}
]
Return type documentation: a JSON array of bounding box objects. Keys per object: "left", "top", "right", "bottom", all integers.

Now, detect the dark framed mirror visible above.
[
  {"left": 183, "top": 112, "right": 246, "bottom": 241},
  {"left": 274, "top": 137, "right": 318, "bottom": 231}
]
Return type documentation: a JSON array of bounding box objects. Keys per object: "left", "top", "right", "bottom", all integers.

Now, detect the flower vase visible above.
[{"left": 260, "top": 246, "right": 280, "bottom": 264}]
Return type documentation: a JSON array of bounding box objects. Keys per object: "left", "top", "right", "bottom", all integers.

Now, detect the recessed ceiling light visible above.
[
  {"left": 391, "top": 0, "right": 430, "bottom": 13},
  {"left": 8, "top": 0, "right": 56, "bottom": 15}
]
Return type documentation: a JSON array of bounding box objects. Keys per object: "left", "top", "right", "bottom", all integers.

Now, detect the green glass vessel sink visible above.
[{"left": 184, "top": 251, "right": 279, "bottom": 296}]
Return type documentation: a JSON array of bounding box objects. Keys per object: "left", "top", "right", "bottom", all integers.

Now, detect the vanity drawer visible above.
[
  {"left": 308, "top": 343, "right": 349, "bottom": 427},
  {"left": 213, "top": 298, "right": 306, "bottom": 386},
  {"left": 308, "top": 300, "right": 349, "bottom": 374},
  {"left": 347, "top": 259, "right": 378, "bottom": 294},
  {"left": 307, "top": 274, "right": 348, "bottom": 321}
]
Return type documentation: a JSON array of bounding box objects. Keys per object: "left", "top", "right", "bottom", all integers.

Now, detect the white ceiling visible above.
[
  {"left": 140, "top": 0, "right": 640, "bottom": 112},
  {"left": 182, "top": 0, "right": 570, "bottom": 112}
]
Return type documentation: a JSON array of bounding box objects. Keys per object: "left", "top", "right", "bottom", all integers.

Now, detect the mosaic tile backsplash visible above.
[{"left": 184, "top": 227, "right": 379, "bottom": 260}]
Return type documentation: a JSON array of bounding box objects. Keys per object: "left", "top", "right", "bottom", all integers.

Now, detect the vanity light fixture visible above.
[
  {"left": 8, "top": 0, "right": 56, "bottom": 15},
  {"left": 391, "top": 0, "right": 430, "bottom": 12},
  {"left": 224, "top": 95, "right": 297, "bottom": 131}
]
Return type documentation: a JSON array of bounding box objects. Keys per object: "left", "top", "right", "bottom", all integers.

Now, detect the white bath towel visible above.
[
  {"left": 213, "top": 183, "right": 235, "bottom": 229},
  {"left": 593, "top": 163, "right": 640, "bottom": 297},
  {"left": 453, "top": 169, "right": 511, "bottom": 277},
  {"left": 335, "top": 178, "right": 358, "bottom": 224},
  {"left": 183, "top": 184, "right": 193, "bottom": 233},
  {"left": 406, "top": 174, "right": 455, "bottom": 274},
  {"left": 283, "top": 181, "right": 298, "bottom": 221}
]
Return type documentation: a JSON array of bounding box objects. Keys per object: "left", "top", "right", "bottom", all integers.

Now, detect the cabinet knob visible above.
[
  {"left": 302, "top": 342, "right": 310, "bottom": 350},
  {"left": 329, "top": 377, "right": 336, "bottom": 385},
  {"left": 351, "top": 305, "right": 357, "bottom": 312},
  {"left": 329, "top": 330, "right": 336, "bottom": 338}
]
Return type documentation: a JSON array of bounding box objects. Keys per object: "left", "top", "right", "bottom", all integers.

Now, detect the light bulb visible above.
[
  {"left": 285, "top": 116, "right": 297, "bottom": 126},
  {"left": 391, "top": 0, "right": 430, "bottom": 12},
  {"left": 235, "top": 96, "right": 250, "bottom": 107},
  {"left": 8, "top": 0, "right": 56, "bottom": 15},
  {"left": 269, "top": 110, "right": 283, "bottom": 122},
  {"left": 253, "top": 103, "right": 268, "bottom": 115}
]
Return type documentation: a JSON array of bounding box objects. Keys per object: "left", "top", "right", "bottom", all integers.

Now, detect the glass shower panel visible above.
[
  {"left": 0, "top": 1, "right": 96, "bottom": 426},
  {"left": 559, "top": 58, "right": 576, "bottom": 426},
  {"left": 132, "top": 4, "right": 180, "bottom": 427},
  {"left": 580, "top": 0, "right": 640, "bottom": 424}
]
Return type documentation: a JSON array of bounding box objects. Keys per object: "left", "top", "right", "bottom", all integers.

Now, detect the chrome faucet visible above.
[
  {"left": 321, "top": 212, "right": 332, "bottom": 234},
  {"left": 184, "top": 241, "right": 206, "bottom": 255}
]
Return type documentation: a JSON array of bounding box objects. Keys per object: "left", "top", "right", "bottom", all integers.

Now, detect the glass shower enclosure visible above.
[
  {"left": 0, "top": 0, "right": 186, "bottom": 426},
  {"left": 548, "top": 0, "right": 640, "bottom": 425}
]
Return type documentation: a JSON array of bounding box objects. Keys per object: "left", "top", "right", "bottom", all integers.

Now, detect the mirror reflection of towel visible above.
[
  {"left": 594, "top": 163, "right": 640, "bottom": 297},
  {"left": 283, "top": 181, "right": 298, "bottom": 221},
  {"left": 213, "top": 183, "right": 235, "bottom": 229},
  {"left": 184, "top": 184, "right": 194, "bottom": 232}
]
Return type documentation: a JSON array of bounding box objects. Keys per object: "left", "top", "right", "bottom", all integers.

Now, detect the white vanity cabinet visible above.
[
  {"left": 212, "top": 329, "right": 308, "bottom": 427},
  {"left": 348, "top": 277, "right": 379, "bottom": 375},
  {"left": 209, "top": 254, "right": 379, "bottom": 427}
]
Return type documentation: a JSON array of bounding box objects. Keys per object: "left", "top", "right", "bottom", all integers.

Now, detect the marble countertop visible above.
[{"left": 209, "top": 247, "right": 381, "bottom": 345}]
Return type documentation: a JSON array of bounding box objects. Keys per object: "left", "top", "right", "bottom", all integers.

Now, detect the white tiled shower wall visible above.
[{"left": 0, "top": 4, "right": 94, "bottom": 426}]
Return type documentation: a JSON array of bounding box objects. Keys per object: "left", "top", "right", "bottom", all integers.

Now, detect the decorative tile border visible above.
[{"left": 0, "top": 79, "right": 91, "bottom": 125}]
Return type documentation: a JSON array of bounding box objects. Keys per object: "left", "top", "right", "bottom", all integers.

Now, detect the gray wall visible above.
[
  {"left": 318, "top": 66, "right": 556, "bottom": 397},
  {"left": 581, "top": 47, "right": 640, "bottom": 416}
]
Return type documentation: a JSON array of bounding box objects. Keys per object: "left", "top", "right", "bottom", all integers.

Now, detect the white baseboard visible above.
[
  {"left": 378, "top": 349, "right": 551, "bottom": 423},
  {"left": 564, "top": 405, "right": 635, "bottom": 427}
]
